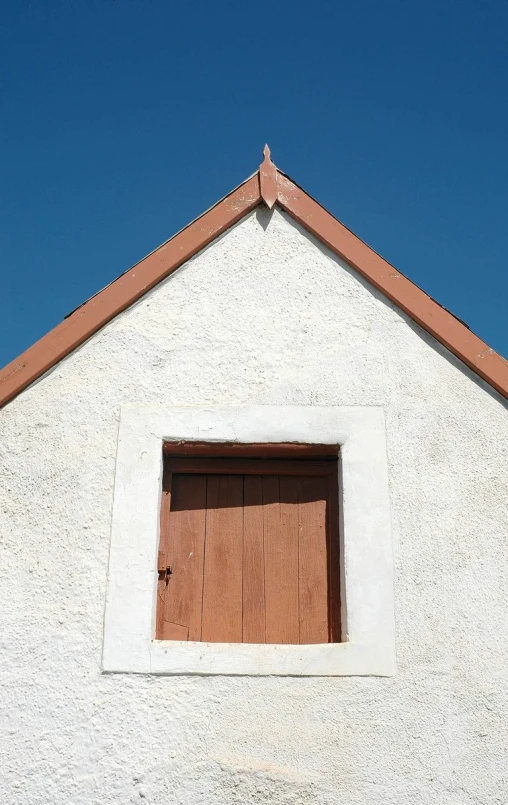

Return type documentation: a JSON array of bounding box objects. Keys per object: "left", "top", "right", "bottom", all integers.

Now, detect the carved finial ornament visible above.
[{"left": 259, "top": 144, "right": 278, "bottom": 209}]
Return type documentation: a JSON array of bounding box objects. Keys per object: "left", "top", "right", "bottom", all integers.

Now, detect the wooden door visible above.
[{"left": 156, "top": 458, "right": 340, "bottom": 643}]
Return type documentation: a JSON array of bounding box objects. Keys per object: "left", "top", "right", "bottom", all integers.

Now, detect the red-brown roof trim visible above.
[
  {"left": 275, "top": 171, "right": 508, "bottom": 400},
  {"left": 0, "top": 175, "right": 260, "bottom": 407},
  {"left": 1, "top": 149, "right": 507, "bottom": 406}
]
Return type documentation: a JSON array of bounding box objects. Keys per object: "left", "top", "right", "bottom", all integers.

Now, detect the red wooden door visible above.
[{"left": 156, "top": 458, "right": 340, "bottom": 644}]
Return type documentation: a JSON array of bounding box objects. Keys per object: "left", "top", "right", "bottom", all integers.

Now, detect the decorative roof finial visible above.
[{"left": 259, "top": 144, "right": 278, "bottom": 209}]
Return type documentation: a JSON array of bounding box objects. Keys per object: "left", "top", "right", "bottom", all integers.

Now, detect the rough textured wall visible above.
[{"left": 1, "top": 207, "right": 507, "bottom": 804}]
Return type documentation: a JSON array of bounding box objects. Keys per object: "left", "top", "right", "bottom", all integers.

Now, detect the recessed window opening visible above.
[{"left": 156, "top": 443, "right": 341, "bottom": 645}]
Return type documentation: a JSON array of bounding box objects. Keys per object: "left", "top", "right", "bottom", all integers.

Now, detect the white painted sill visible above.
[{"left": 102, "top": 406, "right": 396, "bottom": 677}]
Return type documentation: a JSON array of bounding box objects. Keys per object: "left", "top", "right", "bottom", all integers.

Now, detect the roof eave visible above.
[{"left": 1, "top": 148, "right": 507, "bottom": 407}]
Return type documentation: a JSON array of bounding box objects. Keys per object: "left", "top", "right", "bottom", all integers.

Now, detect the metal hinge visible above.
[{"left": 158, "top": 566, "right": 172, "bottom": 585}]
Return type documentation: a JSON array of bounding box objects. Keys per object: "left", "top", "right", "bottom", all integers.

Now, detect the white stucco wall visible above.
[{"left": 1, "top": 206, "right": 507, "bottom": 804}]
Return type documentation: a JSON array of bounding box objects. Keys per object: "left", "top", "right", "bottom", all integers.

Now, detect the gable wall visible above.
[{"left": 1, "top": 207, "right": 507, "bottom": 804}]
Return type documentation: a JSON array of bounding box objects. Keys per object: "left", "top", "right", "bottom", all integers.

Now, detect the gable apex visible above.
[{"left": 1, "top": 148, "right": 507, "bottom": 407}]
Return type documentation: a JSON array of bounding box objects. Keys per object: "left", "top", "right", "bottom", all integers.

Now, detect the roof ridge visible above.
[{"left": 1, "top": 149, "right": 506, "bottom": 406}]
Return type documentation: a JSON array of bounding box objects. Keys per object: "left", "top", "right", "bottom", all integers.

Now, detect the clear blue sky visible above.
[{"left": 1, "top": 0, "right": 507, "bottom": 369}]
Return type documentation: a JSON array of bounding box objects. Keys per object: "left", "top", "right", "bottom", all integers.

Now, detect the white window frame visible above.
[{"left": 102, "top": 405, "right": 395, "bottom": 676}]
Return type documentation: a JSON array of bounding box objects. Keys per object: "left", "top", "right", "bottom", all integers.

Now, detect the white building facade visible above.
[{"left": 1, "top": 153, "right": 507, "bottom": 804}]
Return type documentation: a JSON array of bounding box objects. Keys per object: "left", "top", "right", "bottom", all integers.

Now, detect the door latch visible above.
[{"left": 158, "top": 566, "right": 172, "bottom": 585}]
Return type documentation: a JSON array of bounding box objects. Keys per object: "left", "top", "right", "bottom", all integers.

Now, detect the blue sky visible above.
[{"left": 1, "top": 0, "right": 507, "bottom": 368}]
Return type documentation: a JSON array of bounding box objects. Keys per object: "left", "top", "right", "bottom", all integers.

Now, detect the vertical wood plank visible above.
[
  {"left": 160, "top": 474, "right": 207, "bottom": 641},
  {"left": 156, "top": 467, "right": 172, "bottom": 639},
  {"left": 243, "top": 475, "right": 265, "bottom": 643},
  {"left": 264, "top": 476, "right": 300, "bottom": 644},
  {"left": 327, "top": 468, "right": 341, "bottom": 642},
  {"left": 298, "top": 476, "right": 329, "bottom": 644},
  {"left": 201, "top": 475, "right": 244, "bottom": 642}
]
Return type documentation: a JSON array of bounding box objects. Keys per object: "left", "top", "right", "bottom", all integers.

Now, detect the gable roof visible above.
[{"left": 1, "top": 146, "right": 507, "bottom": 407}]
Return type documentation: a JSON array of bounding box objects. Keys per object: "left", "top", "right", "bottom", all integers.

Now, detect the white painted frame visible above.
[{"left": 102, "top": 406, "right": 395, "bottom": 676}]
